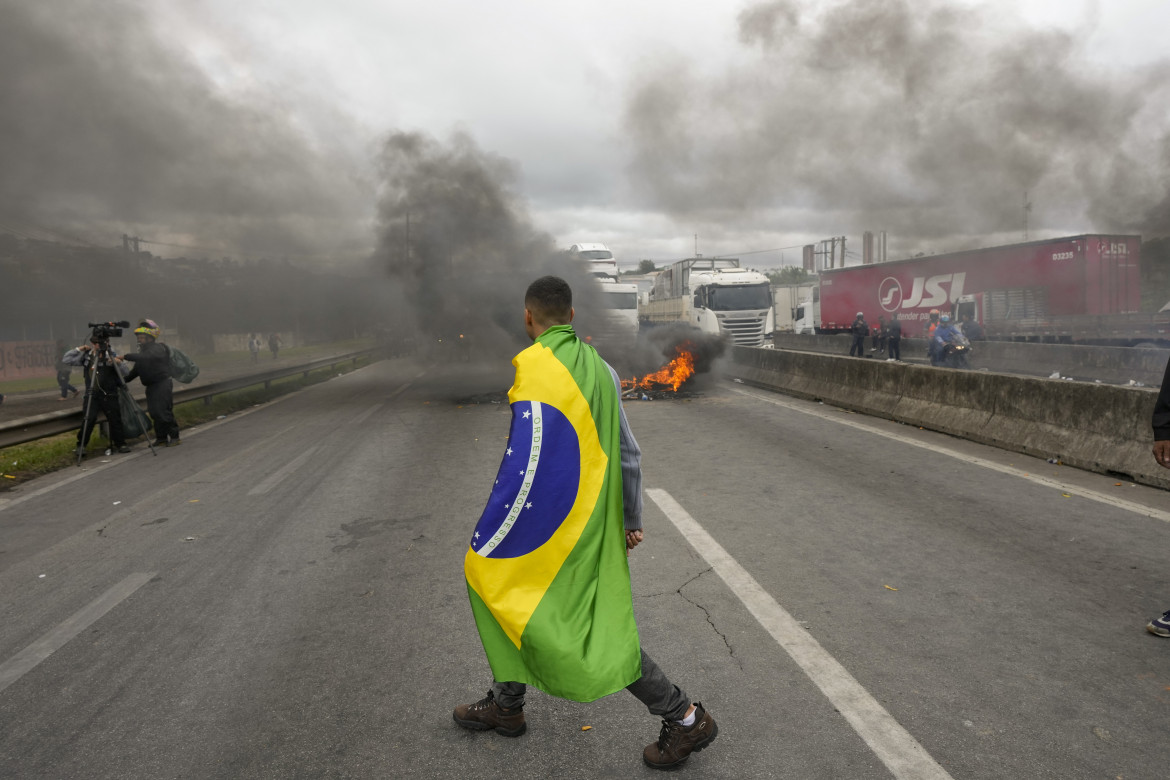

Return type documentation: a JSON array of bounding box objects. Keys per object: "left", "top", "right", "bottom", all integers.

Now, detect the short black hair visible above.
[{"left": 525, "top": 276, "right": 573, "bottom": 324}]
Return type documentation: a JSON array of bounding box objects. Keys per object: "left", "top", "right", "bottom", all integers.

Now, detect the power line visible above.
[{"left": 713, "top": 243, "right": 807, "bottom": 258}]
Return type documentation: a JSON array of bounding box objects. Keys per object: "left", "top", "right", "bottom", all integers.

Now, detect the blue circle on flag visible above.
[{"left": 471, "top": 400, "right": 580, "bottom": 558}]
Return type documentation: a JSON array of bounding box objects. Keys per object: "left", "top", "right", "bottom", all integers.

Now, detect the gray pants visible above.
[{"left": 492, "top": 647, "right": 689, "bottom": 721}]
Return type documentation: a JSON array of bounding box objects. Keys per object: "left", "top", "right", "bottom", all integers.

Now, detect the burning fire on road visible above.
[{"left": 621, "top": 340, "right": 698, "bottom": 398}]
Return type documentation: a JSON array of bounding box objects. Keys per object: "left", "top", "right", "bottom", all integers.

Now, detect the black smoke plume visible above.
[
  {"left": 625, "top": 0, "right": 1170, "bottom": 248},
  {"left": 0, "top": 0, "right": 371, "bottom": 258},
  {"left": 373, "top": 130, "right": 609, "bottom": 363}
]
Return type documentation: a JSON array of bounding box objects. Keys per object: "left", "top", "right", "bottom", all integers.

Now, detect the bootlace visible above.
[
  {"left": 468, "top": 691, "right": 496, "bottom": 712},
  {"left": 655, "top": 718, "right": 684, "bottom": 750}
]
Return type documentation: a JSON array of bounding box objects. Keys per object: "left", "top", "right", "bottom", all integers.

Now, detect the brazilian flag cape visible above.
[{"left": 465, "top": 324, "right": 641, "bottom": 702}]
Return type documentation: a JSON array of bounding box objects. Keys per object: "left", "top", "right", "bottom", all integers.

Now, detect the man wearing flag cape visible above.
[{"left": 454, "top": 276, "right": 719, "bottom": 770}]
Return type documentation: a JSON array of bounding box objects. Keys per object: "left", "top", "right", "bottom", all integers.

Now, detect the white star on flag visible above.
[
  {"left": 522, "top": 410, "right": 531, "bottom": 419},
  {"left": 525, "top": 502, "right": 532, "bottom": 509},
  {"left": 506, "top": 447, "right": 513, "bottom": 456}
]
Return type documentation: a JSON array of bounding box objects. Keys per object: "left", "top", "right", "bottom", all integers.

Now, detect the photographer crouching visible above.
[
  {"left": 118, "top": 319, "right": 181, "bottom": 447},
  {"left": 64, "top": 334, "right": 131, "bottom": 457}
]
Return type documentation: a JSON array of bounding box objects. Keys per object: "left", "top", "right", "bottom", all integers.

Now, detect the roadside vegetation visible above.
[{"left": 0, "top": 352, "right": 375, "bottom": 489}]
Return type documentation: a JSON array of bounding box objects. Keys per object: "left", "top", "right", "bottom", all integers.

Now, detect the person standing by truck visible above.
[
  {"left": 871, "top": 316, "right": 888, "bottom": 355},
  {"left": 961, "top": 314, "right": 985, "bottom": 341},
  {"left": 886, "top": 318, "right": 902, "bottom": 361},
  {"left": 849, "top": 312, "right": 868, "bottom": 357}
]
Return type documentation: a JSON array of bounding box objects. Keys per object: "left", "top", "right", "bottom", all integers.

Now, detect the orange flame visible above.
[{"left": 622, "top": 341, "right": 697, "bottom": 392}]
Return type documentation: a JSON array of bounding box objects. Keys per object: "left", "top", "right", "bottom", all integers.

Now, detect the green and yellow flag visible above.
[{"left": 464, "top": 324, "right": 641, "bottom": 702}]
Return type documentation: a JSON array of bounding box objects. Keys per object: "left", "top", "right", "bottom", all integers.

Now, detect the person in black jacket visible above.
[
  {"left": 886, "top": 318, "right": 902, "bottom": 361},
  {"left": 1146, "top": 359, "right": 1170, "bottom": 636},
  {"left": 63, "top": 338, "right": 131, "bottom": 455},
  {"left": 849, "top": 312, "right": 868, "bottom": 357},
  {"left": 120, "top": 319, "right": 181, "bottom": 447}
]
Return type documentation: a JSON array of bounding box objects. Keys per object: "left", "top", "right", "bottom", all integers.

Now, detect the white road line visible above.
[
  {"left": 247, "top": 446, "right": 319, "bottom": 495},
  {"left": 0, "top": 572, "right": 156, "bottom": 695},
  {"left": 731, "top": 387, "right": 1170, "bottom": 524},
  {"left": 351, "top": 403, "right": 384, "bottom": 426},
  {"left": 646, "top": 488, "right": 952, "bottom": 780}
]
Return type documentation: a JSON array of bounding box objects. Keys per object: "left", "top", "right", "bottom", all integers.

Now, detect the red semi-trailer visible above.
[{"left": 801, "top": 234, "right": 1165, "bottom": 345}]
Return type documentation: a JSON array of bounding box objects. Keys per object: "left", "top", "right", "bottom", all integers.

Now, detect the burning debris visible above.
[{"left": 622, "top": 340, "right": 699, "bottom": 398}]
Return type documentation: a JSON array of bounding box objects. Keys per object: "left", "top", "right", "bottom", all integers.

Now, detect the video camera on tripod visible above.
[
  {"left": 87, "top": 320, "right": 131, "bottom": 344},
  {"left": 74, "top": 319, "right": 158, "bottom": 464}
]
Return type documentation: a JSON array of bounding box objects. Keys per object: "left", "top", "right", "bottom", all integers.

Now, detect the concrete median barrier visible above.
[{"left": 727, "top": 346, "right": 1168, "bottom": 491}]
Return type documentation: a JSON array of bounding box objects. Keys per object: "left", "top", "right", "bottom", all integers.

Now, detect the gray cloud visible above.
[
  {"left": 0, "top": 0, "right": 371, "bottom": 258},
  {"left": 625, "top": 0, "right": 1170, "bottom": 247}
]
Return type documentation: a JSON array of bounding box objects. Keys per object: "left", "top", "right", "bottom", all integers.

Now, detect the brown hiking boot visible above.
[
  {"left": 452, "top": 690, "right": 527, "bottom": 737},
  {"left": 643, "top": 702, "right": 718, "bottom": 770}
]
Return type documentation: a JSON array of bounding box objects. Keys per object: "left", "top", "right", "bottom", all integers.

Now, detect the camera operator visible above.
[
  {"left": 118, "top": 319, "right": 181, "bottom": 447},
  {"left": 64, "top": 337, "right": 131, "bottom": 456}
]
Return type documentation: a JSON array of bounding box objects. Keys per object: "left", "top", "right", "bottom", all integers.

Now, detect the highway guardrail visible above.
[{"left": 0, "top": 348, "right": 380, "bottom": 449}]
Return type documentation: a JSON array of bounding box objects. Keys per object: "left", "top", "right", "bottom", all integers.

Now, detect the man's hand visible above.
[
  {"left": 1154, "top": 440, "right": 1170, "bottom": 470},
  {"left": 625, "top": 529, "right": 643, "bottom": 553}
]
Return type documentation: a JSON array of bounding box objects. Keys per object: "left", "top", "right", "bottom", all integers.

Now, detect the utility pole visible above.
[
  {"left": 1023, "top": 191, "right": 1032, "bottom": 241},
  {"left": 694, "top": 234, "right": 700, "bottom": 257}
]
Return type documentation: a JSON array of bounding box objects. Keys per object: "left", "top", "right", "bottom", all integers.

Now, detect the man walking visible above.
[{"left": 453, "top": 276, "right": 718, "bottom": 770}]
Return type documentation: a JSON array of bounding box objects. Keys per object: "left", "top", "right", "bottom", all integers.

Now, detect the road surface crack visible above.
[{"left": 678, "top": 568, "right": 740, "bottom": 667}]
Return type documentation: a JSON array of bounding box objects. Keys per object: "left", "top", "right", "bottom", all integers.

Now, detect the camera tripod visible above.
[{"left": 75, "top": 340, "right": 158, "bottom": 466}]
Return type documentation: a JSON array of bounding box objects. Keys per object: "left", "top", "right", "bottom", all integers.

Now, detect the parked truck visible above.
[
  {"left": 772, "top": 283, "right": 818, "bottom": 333},
  {"left": 792, "top": 234, "right": 1169, "bottom": 346},
  {"left": 569, "top": 242, "right": 618, "bottom": 279},
  {"left": 639, "top": 257, "right": 775, "bottom": 347}
]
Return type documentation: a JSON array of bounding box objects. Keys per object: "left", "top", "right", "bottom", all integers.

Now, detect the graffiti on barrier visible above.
[{"left": 0, "top": 341, "right": 61, "bottom": 381}]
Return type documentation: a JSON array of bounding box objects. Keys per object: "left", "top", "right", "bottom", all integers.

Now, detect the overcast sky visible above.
[{"left": 4, "top": 0, "right": 1169, "bottom": 269}]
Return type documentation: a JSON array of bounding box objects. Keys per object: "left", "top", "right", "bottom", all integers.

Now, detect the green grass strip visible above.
[{"left": 0, "top": 357, "right": 373, "bottom": 489}]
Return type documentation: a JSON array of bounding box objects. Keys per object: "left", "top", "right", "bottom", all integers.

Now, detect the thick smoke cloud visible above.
[
  {"left": 372, "top": 130, "right": 682, "bottom": 377},
  {"left": 0, "top": 0, "right": 371, "bottom": 258},
  {"left": 625, "top": 0, "right": 1170, "bottom": 248},
  {"left": 373, "top": 131, "right": 596, "bottom": 358}
]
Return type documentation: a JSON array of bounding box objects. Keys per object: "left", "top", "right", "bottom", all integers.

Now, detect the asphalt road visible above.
[{"left": 1, "top": 355, "right": 1169, "bottom": 779}]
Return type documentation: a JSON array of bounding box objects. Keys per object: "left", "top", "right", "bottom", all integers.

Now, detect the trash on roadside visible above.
[
  {"left": 732, "top": 378, "right": 744, "bottom": 384},
  {"left": 581, "top": 725, "right": 593, "bottom": 731},
  {"left": 884, "top": 585, "right": 898, "bottom": 591},
  {"left": 216, "top": 415, "right": 227, "bottom": 419},
  {"left": 1048, "top": 371, "right": 1060, "bottom": 379},
  {"left": 184, "top": 537, "right": 196, "bottom": 542},
  {"left": 113, "top": 501, "right": 121, "bottom": 505},
  {"left": 1062, "top": 493, "right": 1071, "bottom": 498}
]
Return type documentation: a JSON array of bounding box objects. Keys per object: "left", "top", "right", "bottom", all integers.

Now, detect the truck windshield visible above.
[
  {"left": 578, "top": 250, "right": 613, "bottom": 260},
  {"left": 708, "top": 284, "right": 771, "bottom": 311},
  {"left": 602, "top": 291, "right": 638, "bottom": 310}
]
